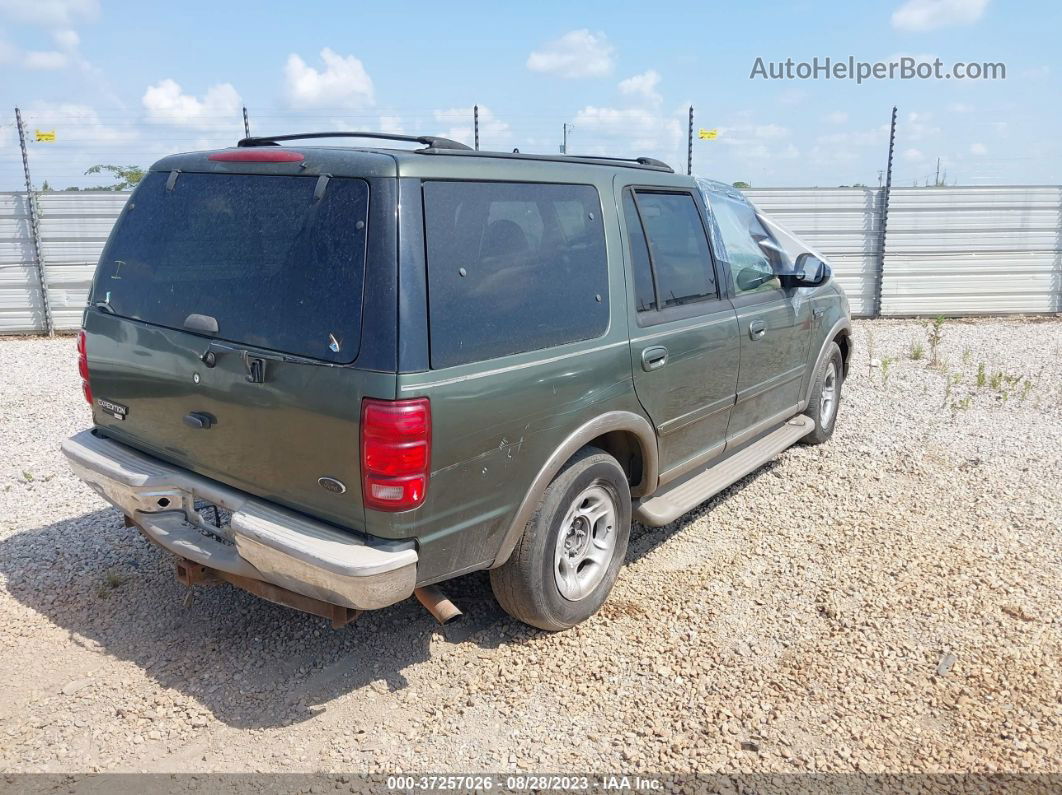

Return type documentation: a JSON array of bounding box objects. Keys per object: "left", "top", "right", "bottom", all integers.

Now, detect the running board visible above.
[{"left": 633, "top": 415, "right": 814, "bottom": 527}]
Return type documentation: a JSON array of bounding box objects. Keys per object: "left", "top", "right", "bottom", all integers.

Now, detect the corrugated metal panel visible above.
[
  {"left": 745, "top": 187, "right": 882, "bottom": 317},
  {"left": 36, "top": 191, "right": 130, "bottom": 330},
  {"left": 881, "top": 186, "right": 1062, "bottom": 316},
  {"left": 0, "top": 192, "right": 45, "bottom": 333}
]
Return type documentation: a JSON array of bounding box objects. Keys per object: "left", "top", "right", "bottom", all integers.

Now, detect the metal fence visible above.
[
  {"left": 879, "top": 186, "right": 1062, "bottom": 315},
  {"left": 1, "top": 185, "right": 1059, "bottom": 333}
]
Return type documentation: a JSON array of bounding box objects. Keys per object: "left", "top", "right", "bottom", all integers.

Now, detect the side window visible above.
[
  {"left": 622, "top": 190, "right": 656, "bottom": 312},
  {"left": 423, "top": 181, "right": 609, "bottom": 369},
  {"left": 632, "top": 191, "right": 716, "bottom": 308},
  {"left": 710, "top": 195, "right": 785, "bottom": 295}
]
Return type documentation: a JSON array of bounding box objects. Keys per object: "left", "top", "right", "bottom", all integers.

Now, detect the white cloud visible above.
[
  {"left": 904, "top": 110, "right": 941, "bottom": 142},
  {"left": 947, "top": 102, "right": 974, "bottom": 113},
  {"left": 0, "top": 2, "right": 101, "bottom": 79},
  {"left": 902, "top": 147, "right": 925, "bottom": 161},
  {"left": 527, "top": 30, "right": 614, "bottom": 78},
  {"left": 572, "top": 105, "right": 684, "bottom": 163},
  {"left": 433, "top": 106, "right": 510, "bottom": 149},
  {"left": 825, "top": 111, "right": 849, "bottom": 124},
  {"left": 284, "top": 48, "right": 374, "bottom": 109},
  {"left": 714, "top": 124, "right": 797, "bottom": 162},
  {"left": 0, "top": 0, "right": 99, "bottom": 27},
  {"left": 378, "top": 115, "right": 405, "bottom": 135},
  {"left": 969, "top": 142, "right": 987, "bottom": 155},
  {"left": 891, "top": 0, "right": 989, "bottom": 32},
  {"left": 52, "top": 28, "right": 78, "bottom": 48},
  {"left": 142, "top": 79, "right": 242, "bottom": 130},
  {"left": 618, "top": 70, "right": 661, "bottom": 103},
  {"left": 23, "top": 50, "right": 68, "bottom": 69}
]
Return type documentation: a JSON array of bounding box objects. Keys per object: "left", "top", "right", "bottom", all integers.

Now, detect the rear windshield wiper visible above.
[
  {"left": 93, "top": 299, "right": 115, "bottom": 314},
  {"left": 183, "top": 313, "right": 220, "bottom": 334}
]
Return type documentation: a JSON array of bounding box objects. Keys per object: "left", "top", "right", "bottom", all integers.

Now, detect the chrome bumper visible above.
[{"left": 61, "top": 430, "right": 417, "bottom": 610}]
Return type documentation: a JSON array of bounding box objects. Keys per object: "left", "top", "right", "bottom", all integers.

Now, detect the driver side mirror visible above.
[{"left": 783, "top": 253, "right": 831, "bottom": 288}]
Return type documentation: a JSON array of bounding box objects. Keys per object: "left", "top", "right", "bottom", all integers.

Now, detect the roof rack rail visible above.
[
  {"left": 413, "top": 149, "right": 674, "bottom": 173},
  {"left": 236, "top": 131, "right": 473, "bottom": 151},
  {"left": 569, "top": 153, "right": 673, "bottom": 171}
]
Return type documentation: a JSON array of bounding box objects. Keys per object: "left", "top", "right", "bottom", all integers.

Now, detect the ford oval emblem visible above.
[{"left": 318, "top": 476, "right": 347, "bottom": 494}]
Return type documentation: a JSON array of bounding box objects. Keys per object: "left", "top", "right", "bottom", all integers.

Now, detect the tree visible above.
[
  {"left": 41, "top": 180, "right": 51, "bottom": 192},
  {"left": 84, "top": 164, "right": 146, "bottom": 191},
  {"left": 732, "top": 181, "right": 751, "bottom": 189}
]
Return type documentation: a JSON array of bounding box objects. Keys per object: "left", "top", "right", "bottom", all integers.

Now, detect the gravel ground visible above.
[{"left": 0, "top": 317, "right": 1059, "bottom": 774}]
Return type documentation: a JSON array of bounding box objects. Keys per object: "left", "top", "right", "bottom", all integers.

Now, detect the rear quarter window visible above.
[{"left": 423, "top": 181, "right": 609, "bottom": 369}]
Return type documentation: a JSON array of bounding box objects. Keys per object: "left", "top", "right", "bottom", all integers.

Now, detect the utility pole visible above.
[
  {"left": 687, "top": 106, "right": 694, "bottom": 176},
  {"left": 876, "top": 105, "right": 898, "bottom": 319},
  {"left": 934, "top": 157, "right": 941, "bottom": 187},
  {"left": 15, "top": 107, "right": 53, "bottom": 336},
  {"left": 242, "top": 106, "right": 250, "bottom": 138},
  {"left": 561, "top": 122, "right": 568, "bottom": 154},
  {"left": 473, "top": 105, "right": 479, "bottom": 150}
]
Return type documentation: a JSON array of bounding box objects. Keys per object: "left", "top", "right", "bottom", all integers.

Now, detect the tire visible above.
[
  {"left": 802, "top": 341, "right": 844, "bottom": 445},
  {"left": 490, "top": 447, "right": 631, "bottom": 631}
]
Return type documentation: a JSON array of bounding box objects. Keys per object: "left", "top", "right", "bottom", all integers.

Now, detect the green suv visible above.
[{"left": 63, "top": 132, "right": 851, "bottom": 631}]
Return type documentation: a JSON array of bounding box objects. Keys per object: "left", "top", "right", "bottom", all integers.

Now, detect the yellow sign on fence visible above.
[
  {"left": 698, "top": 128, "right": 718, "bottom": 140},
  {"left": 35, "top": 130, "right": 56, "bottom": 142}
]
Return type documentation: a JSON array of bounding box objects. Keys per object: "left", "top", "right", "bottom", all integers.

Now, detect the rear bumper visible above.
[{"left": 61, "top": 429, "right": 417, "bottom": 610}]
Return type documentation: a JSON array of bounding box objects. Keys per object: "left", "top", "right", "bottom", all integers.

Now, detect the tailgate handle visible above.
[{"left": 183, "top": 411, "right": 216, "bottom": 430}]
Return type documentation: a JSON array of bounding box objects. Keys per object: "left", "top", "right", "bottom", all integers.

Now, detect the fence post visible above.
[
  {"left": 473, "top": 105, "right": 479, "bottom": 150},
  {"left": 875, "top": 105, "right": 897, "bottom": 319},
  {"left": 687, "top": 106, "right": 694, "bottom": 176},
  {"left": 15, "top": 107, "right": 53, "bottom": 336}
]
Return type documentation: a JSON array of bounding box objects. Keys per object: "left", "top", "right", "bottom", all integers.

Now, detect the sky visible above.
[{"left": 0, "top": 0, "right": 1058, "bottom": 189}]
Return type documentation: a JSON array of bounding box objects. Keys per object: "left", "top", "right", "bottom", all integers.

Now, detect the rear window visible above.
[
  {"left": 423, "top": 181, "right": 608, "bottom": 369},
  {"left": 93, "top": 171, "right": 369, "bottom": 363}
]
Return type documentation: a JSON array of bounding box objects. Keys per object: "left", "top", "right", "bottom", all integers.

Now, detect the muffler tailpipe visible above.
[{"left": 414, "top": 585, "right": 463, "bottom": 625}]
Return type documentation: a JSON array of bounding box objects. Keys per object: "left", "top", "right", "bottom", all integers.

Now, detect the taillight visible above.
[
  {"left": 76, "top": 330, "right": 92, "bottom": 404},
  {"left": 360, "top": 398, "right": 431, "bottom": 511}
]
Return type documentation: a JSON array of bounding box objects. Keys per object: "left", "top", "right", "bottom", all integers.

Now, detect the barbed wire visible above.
[{"left": 3, "top": 105, "right": 1058, "bottom": 189}]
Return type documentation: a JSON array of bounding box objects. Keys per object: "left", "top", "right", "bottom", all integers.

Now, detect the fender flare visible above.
[
  {"left": 803, "top": 317, "right": 852, "bottom": 406},
  {"left": 489, "top": 410, "right": 658, "bottom": 568}
]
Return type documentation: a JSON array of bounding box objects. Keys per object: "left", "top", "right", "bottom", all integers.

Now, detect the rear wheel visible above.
[
  {"left": 490, "top": 448, "right": 631, "bottom": 631},
  {"left": 802, "top": 341, "right": 844, "bottom": 445}
]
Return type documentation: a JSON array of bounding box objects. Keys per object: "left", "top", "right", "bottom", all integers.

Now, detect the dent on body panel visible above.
[{"left": 392, "top": 344, "right": 636, "bottom": 566}]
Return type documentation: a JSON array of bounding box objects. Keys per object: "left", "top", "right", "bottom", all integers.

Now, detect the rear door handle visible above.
[
  {"left": 641, "top": 346, "right": 669, "bottom": 371},
  {"left": 748, "top": 320, "right": 767, "bottom": 340}
]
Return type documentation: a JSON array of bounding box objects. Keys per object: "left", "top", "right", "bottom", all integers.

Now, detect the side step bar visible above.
[{"left": 634, "top": 415, "right": 815, "bottom": 527}]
